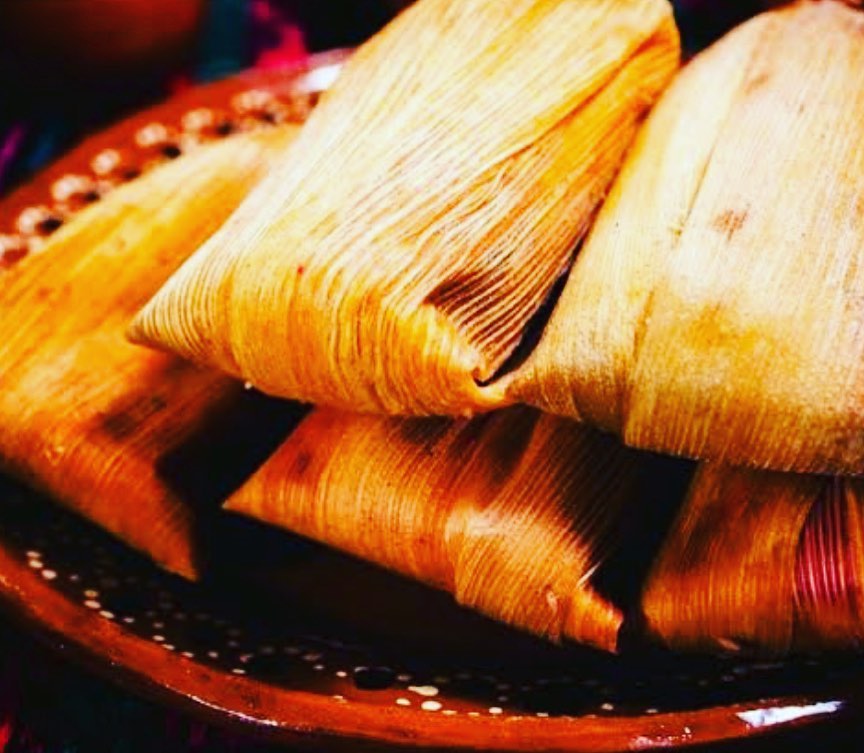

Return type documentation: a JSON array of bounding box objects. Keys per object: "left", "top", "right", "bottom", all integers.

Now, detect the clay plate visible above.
[{"left": 1, "top": 54, "right": 863, "bottom": 752}]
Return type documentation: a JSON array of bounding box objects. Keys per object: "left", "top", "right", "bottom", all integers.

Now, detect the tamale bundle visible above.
[
  {"left": 130, "top": 0, "right": 680, "bottom": 415},
  {"left": 514, "top": 0, "right": 864, "bottom": 476},
  {"left": 643, "top": 465, "right": 864, "bottom": 654},
  {"left": 224, "top": 406, "right": 642, "bottom": 652},
  {"left": 0, "top": 127, "right": 297, "bottom": 578}
]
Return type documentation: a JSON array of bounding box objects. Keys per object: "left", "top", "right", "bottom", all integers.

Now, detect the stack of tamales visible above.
[{"left": 4, "top": 0, "right": 864, "bottom": 656}]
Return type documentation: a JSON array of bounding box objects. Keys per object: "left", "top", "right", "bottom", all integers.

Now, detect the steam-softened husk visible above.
[
  {"left": 644, "top": 465, "right": 864, "bottom": 654},
  {"left": 514, "top": 0, "right": 864, "bottom": 475},
  {"left": 130, "top": 0, "right": 679, "bottom": 415},
  {"left": 0, "top": 127, "right": 297, "bottom": 577},
  {"left": 225, "top": 406, "right": 642, "bottom": 652}
]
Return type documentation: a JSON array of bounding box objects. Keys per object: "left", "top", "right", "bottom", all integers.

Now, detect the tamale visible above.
[
  {"left": 514, "top": 0, "right": 864, "bottom": 475},
  {"left": 642, "top": 464, "right": 816, "bottom": 654},
  {"left": 224, "top": 406, "right": 642, "bottom": 652},
  {"left": 643, "top": 465, "right": 864, "bottom": 654},
  {"left": 130, "top": 0, "right": 680, "bottom": 415},
  {"left": 0, "top": 127, "right": 297, "bottom": 578}
]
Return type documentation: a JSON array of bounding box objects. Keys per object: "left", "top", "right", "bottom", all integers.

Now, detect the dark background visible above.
[{"left": 0, "top": 0, "right": 775, "bottom": 197}]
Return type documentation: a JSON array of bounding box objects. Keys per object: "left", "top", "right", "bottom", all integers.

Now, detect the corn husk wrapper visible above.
[
  {"left": 514, "top": 0, "right": 864, "bottom": 475},
  {"left": 0, "top": 127, "right": 298, "bottom": 578},
  {"left": 794, "top": 477, "right": 864, "bottom": 650},
  {"left": 643, "top": 465, "right": 864, "bottom": 654},
  {"left": 224, "top": 406, "right": 642, "bottom": 652},
  {"left": 130, "top": 0, "right": 679, "bottom": 415}
]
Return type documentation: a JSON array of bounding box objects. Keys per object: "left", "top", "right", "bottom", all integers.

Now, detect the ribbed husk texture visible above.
[
  {"left": 644, "top": 465, "right": 864, "bottom": 654},
  {"left": 130, "top": 0, "right": 679, "bottom": 415},
  {"left": 0, "top": 127, "right": 298, "bottom": 577},
  {"left": 514, "top": 0, "right": 864, "bottom": 476},
  {"left": 225, "top": 407, "right": 643, "bottom": 652}
]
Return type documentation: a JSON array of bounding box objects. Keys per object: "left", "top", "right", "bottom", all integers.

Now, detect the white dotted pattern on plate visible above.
[
  {"left": 0, "top": 85, "right": 319, "bottom": 269},
  {"left": 1, "top": 478, "right": 859, "bottom": 720}
]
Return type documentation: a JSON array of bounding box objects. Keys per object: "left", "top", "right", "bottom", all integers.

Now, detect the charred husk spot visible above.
[
  {"left": 291, "top": 449, "right": 313, "bottom": 478},
  {"left": 423, "top": 267, "right": 503, "bottom": 315},
  {"left": 711, "top": 208, "right": 749, "bottom": 241},
  {"left": 101, "top": 395, "right": 168, "bottom": 440},
  {"left": 397, "top": 416, "right": 455, "bottom": 453},
  {"left": 744, "top": 71, "right": 772, "bottom": 95}
]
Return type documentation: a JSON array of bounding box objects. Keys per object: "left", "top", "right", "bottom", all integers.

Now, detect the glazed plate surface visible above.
[{"left": 0, "top": 472, "right": 862, "bottom": 751}]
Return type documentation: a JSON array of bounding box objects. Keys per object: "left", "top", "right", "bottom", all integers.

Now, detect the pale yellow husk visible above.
[
  {"left": 0, "top": 127, "right": 298, "bottom": 577},
  {"left": 130, "top": 0, "right": 679, "bottom": 415},
  {"left": 224, "top": 406, "right": 643, "bottom": 652},
  {"left": 513, "top": 0, "right": 864, "bottom": 475}
]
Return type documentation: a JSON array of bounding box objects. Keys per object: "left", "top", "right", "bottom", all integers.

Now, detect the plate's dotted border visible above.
[
  {"left": 20, "top": 528, "right": 539, "bottom": 718},
  {"left": 0, "top": 87, "right": 319, "bottom": 269},
  {"left": 18, "top": 533, "right": 849, "bottom": 721}
]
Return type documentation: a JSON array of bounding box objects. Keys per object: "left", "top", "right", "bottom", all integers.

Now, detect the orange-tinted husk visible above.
[
  {"left": 225, "top": 406, "right": 647, "bottom": 652},
  {"left": 0, "top": 128, "right": 298, "bottom": 577}
]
